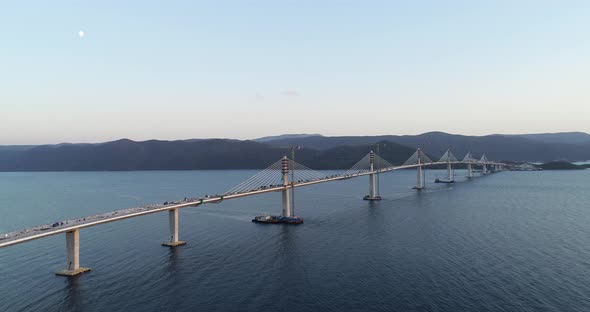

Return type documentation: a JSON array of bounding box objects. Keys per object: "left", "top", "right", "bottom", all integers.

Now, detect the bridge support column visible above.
[
  {"left": 483, "top": 164, "right": 488, "bottom": 175},
  {"left": 413, "top": 149, "right": 426, "bottom": 190},
  {"left": 282, "top": 187, "right": 292, "bottom": 217},
  {"left": 281, "top": 156, "right": 293, "bottom": 217},
  {"left": 364, "top": 151, "right": 381, "bottom": 200},
  {"left": 447, "top": 162, "right": 454, "bottom": 182},
  {"left": 162, "top": 208, "right": 186, "bottom": 247},
  {"left": 414, "top": 165, "right": 426, "bottom": 190},
  {"left": 56, "top": 229, "right": 90, "bottom": 276},
  {"left": 467, "top": 163, "right": 473, "bottom": 178}
]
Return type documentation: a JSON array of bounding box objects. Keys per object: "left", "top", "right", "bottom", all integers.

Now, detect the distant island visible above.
[
  {"left": 535, "top": 161, "right": 588, "bottom": 170},
  {"left": 0, "top": 131, "right": 589, "bottom": 171}
]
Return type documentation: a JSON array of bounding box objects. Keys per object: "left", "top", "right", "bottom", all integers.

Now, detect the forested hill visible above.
[
  {"left": 2, "top": 131, "right": 589, "bottom": 171},
  {"left": 0, "top": 139, "right": 416, "bottom": 171},
  {"left": 260, "top": 132, "right": 590, "bottom": 162}
]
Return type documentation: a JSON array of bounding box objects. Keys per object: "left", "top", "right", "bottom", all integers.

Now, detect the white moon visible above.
[{"left": 78, "top": 30, "right": 85, "bottom": 38}]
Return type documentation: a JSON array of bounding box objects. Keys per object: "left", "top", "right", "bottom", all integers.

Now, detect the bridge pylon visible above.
[
  {"left": 447, "top": 163, "right": 454, "bottom": 181},
  {"left": 403, "top": 148, "right": 429, "bottom": 190},
  {"left": 438, "top": 149, "right": 457, "bottom": 183},
  {"left": 56, "top": 229, "right": 90, "bottom": 276},
  {"left": 281, "top": 156, "right": 293, "bottom": 217},
  {"left": 481, "top": 154, "right": 489, "bottom": 175},
  {"left": 463, "top": 152, "right": 475, "bottom": 178},
  {"left": 415, "top": 165, "right": 425, "bottom": 190},
  {"left": 413, "top": 149, "right": 426, "bottom": 190},
  {"left": 364, "top": 150, "right": 382, "bottom": 201}
]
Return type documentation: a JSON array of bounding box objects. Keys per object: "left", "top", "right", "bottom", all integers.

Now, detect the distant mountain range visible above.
[
  {"left": 506, "top": 132, "right": 590, "bottom": 145},
  {"left": 260, "top": 132, "right": 590, "bottom": 162},
  {"left": 0, "top": 138, "right": 416, "bottom": 171},
  {"left": 0, "top": 132, "right": 588, "bottom": 171}
]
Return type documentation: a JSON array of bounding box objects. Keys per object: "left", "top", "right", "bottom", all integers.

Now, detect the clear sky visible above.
[{"left": 1, "top": 1, "right": 589, "bottom": 144}]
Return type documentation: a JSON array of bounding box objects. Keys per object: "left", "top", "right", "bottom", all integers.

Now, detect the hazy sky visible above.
[{"left": 1, "top": 1, "right": 590, "bottom": 144}]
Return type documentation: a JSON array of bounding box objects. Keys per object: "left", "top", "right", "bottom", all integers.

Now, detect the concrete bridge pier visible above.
[
  {"left": 467, "top": 163, "right": 473, "bottom": 178},
  {"left": 447, "top": 162, "right": 454, "bottom": 182},
  {"left": 162, "top": 208, "right": 186, "bottom": 247},
  {"left": 413, "top": 149, "right": 426, "bottom": 190},
  {"left": 482, "top": 164, "right": 488, "bottom": 175},
  {"left": 364, "top": 151, "right": 382, "bottom": 200},
  {"left": 281, "top": 156, "right": 293, "bottom": 217},
  {"left": 414, "top": 165, "right": 426, "bottom": 190},
  {"left": 282, "top": 186, "right": 292, "bottom": 217},
  {"left": 56, "top": 229, "right": 90, "bottom": 276}
]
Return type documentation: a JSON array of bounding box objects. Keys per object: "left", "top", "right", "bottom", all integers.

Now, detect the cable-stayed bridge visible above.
[{"left": 0, "top": 148, "right": 508, "bottom": 276}]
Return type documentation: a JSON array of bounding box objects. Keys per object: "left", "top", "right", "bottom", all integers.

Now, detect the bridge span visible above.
[{"left": 0, "top": 148, "right": 508, "bottom": 275}]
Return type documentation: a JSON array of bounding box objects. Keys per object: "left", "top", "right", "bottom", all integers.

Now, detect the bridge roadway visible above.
[{"left": 0, "top": 160, "right": 502, "bottom": 249}]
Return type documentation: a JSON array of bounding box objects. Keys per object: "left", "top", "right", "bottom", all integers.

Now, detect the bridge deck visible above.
[{"left": 0, "top": 161, "right": 502, "bottom": 248}]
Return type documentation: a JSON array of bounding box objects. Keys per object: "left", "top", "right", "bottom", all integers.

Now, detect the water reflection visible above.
[
  {"left": 63, "top": 275, "right": 82, "bottom": 312},
  {"left": 166, "top": 246, "right": 182, "bottom": 272}
]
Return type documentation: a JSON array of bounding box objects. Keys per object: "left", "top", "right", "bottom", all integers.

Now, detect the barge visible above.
[
  {"left": 252, "top": 215, "right": 304, "bottom": 224},
  {"left": 434, "top": 178, "right": 455, "bottom": 184}
]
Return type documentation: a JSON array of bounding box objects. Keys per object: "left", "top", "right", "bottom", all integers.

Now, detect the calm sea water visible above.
[{"left": 1, "top": 169, "right": 590, "bottom": 312}]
